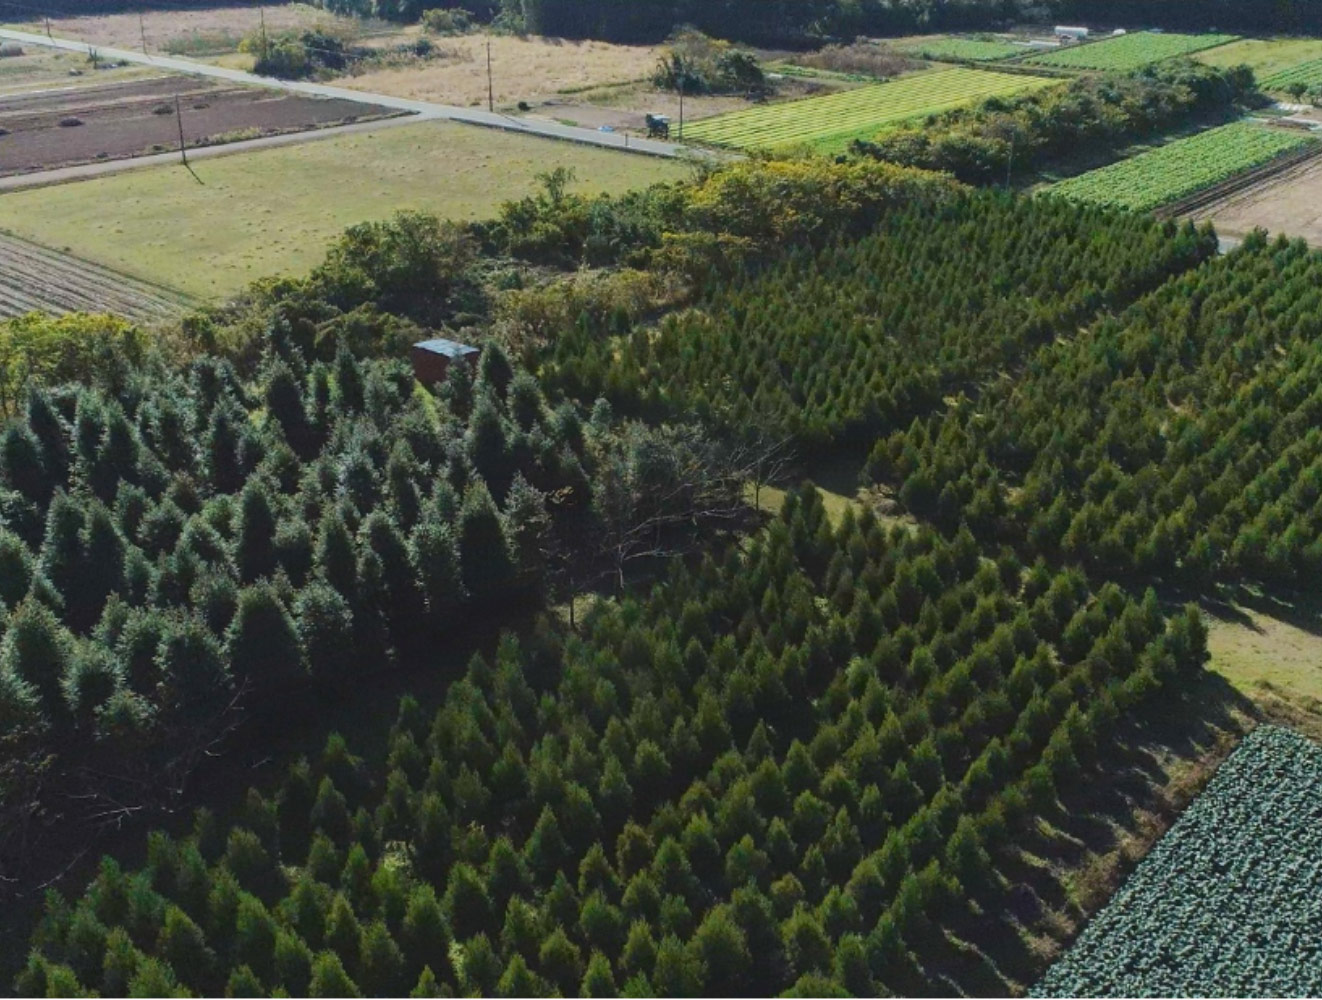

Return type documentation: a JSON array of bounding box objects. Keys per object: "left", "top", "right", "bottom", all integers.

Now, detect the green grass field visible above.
[
  {"left": 1048, "top": 121, "right": 1314, "bottom": 211},
  {"left": 1026, "top": 31, "right": 1239, "bottom": 71},
  {"left": 889, "top": 35, "right": 1024, "bottom": 62},
  {"left": 683, "top": 66, "right": 1054, "bottom": 153},
  {"left": 1195, "top": 36, "right": 1322, "bottom": 88},
  {"left": 0, "top": 121, "right": 686, "bottom": 300},
  {"left": 1207, "top": 602, "right": 1322, "bottom": 706}
]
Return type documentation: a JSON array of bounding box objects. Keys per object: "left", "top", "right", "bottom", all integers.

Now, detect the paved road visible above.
[
  {"left": 0, "top": 27, "right": 714, "bottom": 161},
  {"left": 0, "top": 112, "right": 433, "bottom": 192}
]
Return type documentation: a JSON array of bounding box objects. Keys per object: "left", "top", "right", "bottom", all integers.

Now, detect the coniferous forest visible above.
[{"left": 0, "top": 131, "right": 1316, "bottom": 995}]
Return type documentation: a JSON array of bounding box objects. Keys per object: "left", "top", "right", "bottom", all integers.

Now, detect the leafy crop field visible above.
[
  {"left": 1036, "top": 726, "right": 1322, "bottom": 996},
  {"left": 1026, "top": 31, "right": 1239, "bottom": 71},
  {"left": 890, "top": 35, "right": 1023, "bottom": 62},
  {"left": 1263, "top": 58, "right": 1322, "bottom": 94},
  {"left": 1049, "top": 122, "right": 1315, "bottom": 211},
  {"left": 683, "top": 66, "right": 1053, "bottom": 152}
]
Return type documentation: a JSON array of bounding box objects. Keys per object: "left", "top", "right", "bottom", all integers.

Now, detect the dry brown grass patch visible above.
[
  {"left": 792, "top": 40, "right": 924, "bottom": 78},
  {"left": 14, "top": 3, "right": 365, "bottom": 53},
  {"left": 339, "top": 33, "right": 660, "bottom": 107}
]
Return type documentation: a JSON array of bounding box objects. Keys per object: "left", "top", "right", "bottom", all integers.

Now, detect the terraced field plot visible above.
[
  {"left": 1049, "top": 122, "right": 1315, "bottom": 212},
  {"left": 1036, "top": 727, "right": 1322, "bottom": 997},
  {"left": 0, "top": 232, "right": 187, "bottom": 321},
  {"left": 1196, "top": 37, "right": 1322, "bottom": 86},
  {"left": 683, "top": 66, "right": 1054, "bottom": 152},
  {"left": 1263, "top": 58, "right": 1322, "bottom": 94},
  {"left": 889, "top": 35, "right": 1023, "bottom": 62},
  {"left": 1026, "top": 31, "right": 1239, "bottom": 71}
]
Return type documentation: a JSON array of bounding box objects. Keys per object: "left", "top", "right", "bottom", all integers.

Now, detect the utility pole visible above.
[
  {"left": 139, "top": 11, "right": 148, "bottom": 55},
  {"left": 175, "top": 94, "right": 188, "bottom": 167},
  {"left": 44, "top": 15, "right": 51, "bottom": 39},
  {"left": 486, "top": 39, "right": 493, "bottom": 113},
  {"left": 677, "top": 64, "right": 684, "bottom": 141},
  {"left": 259, "top": 6, "right": 268, "bottom": 62}
]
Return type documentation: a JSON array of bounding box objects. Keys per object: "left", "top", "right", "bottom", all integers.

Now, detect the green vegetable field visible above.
[
  {"left": 1263, "top": 57, "right": 1322, "bottom": 93},
  {"left": 683, "top": 67, "right": 1054, "bottom": 152},
  {"left": 1048, "top": 122, "right": 1315, "bottom": 212},
  {"left": 890, "top": 36, "right": 1023, "bottom": 62},
  {"left": 1036, "top": 727, "right": 1322, "bottom": 997},
  {"left": 1026, "top": 31, "right": 1239, "bottom": 71}
]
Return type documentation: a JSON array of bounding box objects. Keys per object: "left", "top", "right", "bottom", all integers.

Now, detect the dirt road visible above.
[{"left": 0, "top": 27, "right": 714, "bottom": 162}]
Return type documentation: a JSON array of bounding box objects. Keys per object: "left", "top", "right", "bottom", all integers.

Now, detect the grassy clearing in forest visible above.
[{"left": 0, "top": 120, "right": 686, "bottom": 300}]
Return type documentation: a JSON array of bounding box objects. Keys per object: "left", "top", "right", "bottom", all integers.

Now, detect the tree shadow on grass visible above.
[
  {"left": 944, "top": 900, "right": 1044, "bottom": 994},
  {"left": 966, "top": 667, "right": 1257, "bottom": 995}
]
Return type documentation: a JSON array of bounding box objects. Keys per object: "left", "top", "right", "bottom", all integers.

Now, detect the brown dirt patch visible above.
[
  {"left": 1188, "top": 154, "right": 1322, "bottom": 246},
  {"left": 0, "top": 75, "right": 399, "bottom": 176}
]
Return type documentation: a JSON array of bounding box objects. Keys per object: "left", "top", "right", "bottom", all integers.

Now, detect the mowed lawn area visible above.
[{"left": 0, "top": 121, "right": 686, "bottom": 300}]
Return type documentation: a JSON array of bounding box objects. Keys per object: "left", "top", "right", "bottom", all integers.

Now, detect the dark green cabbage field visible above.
[{"left": 1036, "top": 726, "right": 1322, "bottom": 997}]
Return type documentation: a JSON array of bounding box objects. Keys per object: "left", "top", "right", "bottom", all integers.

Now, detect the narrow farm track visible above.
[
  {"left": 0, "top": 231, "right": 190, "bottom": 320},
  {"left": 0, "top": 28, "right": 721, "bottom": 162}
]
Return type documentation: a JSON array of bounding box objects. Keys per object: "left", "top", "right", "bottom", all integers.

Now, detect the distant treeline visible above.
[{"left": 23, "top": 0, "right": 1322, "bottom": 43}]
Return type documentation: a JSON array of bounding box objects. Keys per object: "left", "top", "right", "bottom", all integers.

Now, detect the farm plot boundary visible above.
[
  {"left": 1047, "top": 121, "right": 1317, "bottom": 212},
  {"left": 683, "top": 66, "right": 1055, "bottom": 152},
  {"left": 1025, "top": 31, "right": 1240, "bottom": 71},
  {"left": 1036, "top": 726, "right": 1322, "bottom": 997},
  {"left": 0, "top": 231, "right": 191, "bottom": 321},
  {"left": 1160, "top": 138, "right": 1322, "bottom": 216}
]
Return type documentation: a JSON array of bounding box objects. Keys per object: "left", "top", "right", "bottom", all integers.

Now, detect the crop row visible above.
[
  {"left": 1036, "top": 727, "right": 1322, "bottom": 997},
  {"left": 1026, "top": 31, "right": 1239, "bottom": 71},
  {"left": 0, "top": 233, "right": 185, "bottom": 322},
  {"left": 1263, "top": 57, "right": 1322, "bottom": 92},
  {"left": 1048, "top": 121, "right": 1315, "bottom": 212},
  {"left": 683, "top": 67, "right": 1053, "bottom": 152},
  {"left": 891, "top": 36, "right": 1024, "bottom": 62}
]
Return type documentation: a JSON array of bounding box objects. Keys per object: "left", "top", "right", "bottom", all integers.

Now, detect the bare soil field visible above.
[
  {"left": 0, "top": 231, "right": 187, "bottom": 321},
  {"left": 0, "top": 76, "right": 398, "bottom": 176},
  {"left": 339, "top": 33, "right": 661, "bottom": 109},
  {"left": 1187, "top": 154, "right": 1322, "bottom": 246}
]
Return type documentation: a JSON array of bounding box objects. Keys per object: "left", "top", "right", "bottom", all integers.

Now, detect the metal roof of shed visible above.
[{"left": 413, "top": 338, "right": 480, "bottom": 358}]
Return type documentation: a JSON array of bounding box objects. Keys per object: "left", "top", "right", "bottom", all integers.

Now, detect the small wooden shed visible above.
[{"left": 411, "top": 338, "right": 480, "bottom": 385}]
